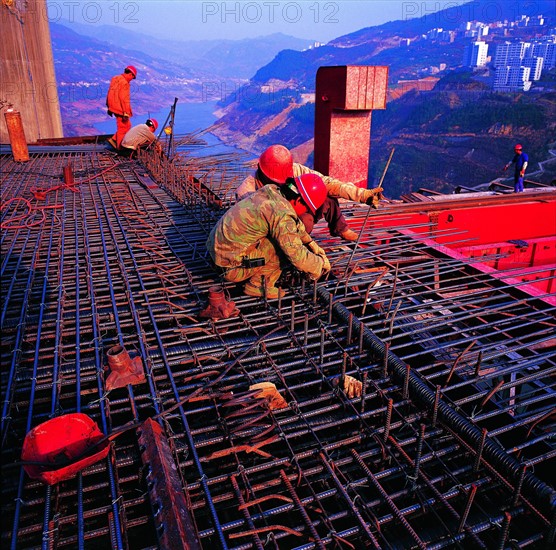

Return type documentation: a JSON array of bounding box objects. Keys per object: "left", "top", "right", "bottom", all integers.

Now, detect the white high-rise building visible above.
[
  {"left": 530, "top": 39, "right": 556, "bottom": 69},
  {"left": 464, "top": 41, "right": 489, "bottom": 67},
  {"left": 522, "top": 57, "right": 544, "bottom": 80},
  {"left": 477, "top": 24, "right": 489, "bottom": 37},
  {"left": 495, "top": 42, "right": 531, "bottom": 67},
  {"left": 494, "top": 66, "right": 532, "bottom": 91}
]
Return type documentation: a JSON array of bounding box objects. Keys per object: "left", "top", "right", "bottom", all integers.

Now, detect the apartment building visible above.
[{"left": 463, "top": 41, "right": 489, "bottom": 67}]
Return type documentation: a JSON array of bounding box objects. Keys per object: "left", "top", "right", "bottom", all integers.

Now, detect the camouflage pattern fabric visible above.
[
  {"left": 207, "top": 184, "right": 324, "bottom": 281},
  {"left": 292, "top": 163, "right": 370, "bottom": 203},
  {"left": 235, "top": 174, "right": 260, "bottom": 200}
]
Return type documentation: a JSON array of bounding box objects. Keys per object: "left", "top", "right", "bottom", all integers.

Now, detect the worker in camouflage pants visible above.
[{"left": 207, "top": 174, "right": 330, "bottom": 299}]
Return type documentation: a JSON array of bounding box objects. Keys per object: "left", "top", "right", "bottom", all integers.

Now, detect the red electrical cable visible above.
[
  {"left": 1, "top": 198, "right": 63, "bottom": 230},
  {"left": 2, "top": 162, "right": 123, "bottom": 230},
  {"left": 31, "top": 162, "right": 123, "bottom": 200},
  {"left": 1, "top": 197, "right": 32, "bottom": 229}
]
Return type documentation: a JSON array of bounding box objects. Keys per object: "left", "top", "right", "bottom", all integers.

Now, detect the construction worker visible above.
[
  {"left": 235, "top": 144, "right": 384, "bottom": 241},
  {"left": 503, "top": 144, "right": 528, "bottom": 193},
  {"left": 106, "top": 65, "right": 137, "bottom": 148},
  {"left": 119, "top": 118, "right": 160, "bottom": 157},
  {"left": 207, "top": 173, "right": 331, "bottom": 299}
]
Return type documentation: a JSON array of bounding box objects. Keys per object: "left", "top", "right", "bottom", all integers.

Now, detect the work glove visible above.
[
  {"left": 307, "top": 240, "right": 330, "bottom": 276},
  {"left": 520, "top": 170, "right": 525, "bottom": 177},
  {"left": 307, "top": 240, "right": 326, "bottom": 258},
  {"left": 107, "top": 110, "right": 113, "bottom": 117},
  {"left": 249, "top": 382, "right": 288, "bottom": 410},
  {"left": 320, "top": 254, "right": 331, "bottom": 276},
  {"left": 363, "top": 186, "right": 384, "bottom": 208},
  {"left": 308, "top": 253, "right": 330, "bottom": 282},
  {"left": 122, "top": 115, "right": 129, "bottom": 123},
  {"left": 343, "top": 375, "right": 363, "bottom": 398},
  {"left": 502, "top": 164, "right": 509, "bottom": 172}
]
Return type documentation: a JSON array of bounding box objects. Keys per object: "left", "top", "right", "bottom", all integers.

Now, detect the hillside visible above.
[
  {"left": 56, "top": 20, "right": 314, "bottom": 79},
  {"left": 50, "top": 22, "right": 312, "bottom": 136},
  {"left": 50, "top": 22, "right": 217, "bottom": 136},
  {"left": 369, "top": 89, "right": 556, "bottom": 196},
  {"left": 212, "top": 0, "right": 556, "bottom": 196}
]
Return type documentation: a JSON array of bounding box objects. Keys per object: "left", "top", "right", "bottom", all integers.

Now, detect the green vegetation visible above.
[
  {"left": 290, "top": 103, "right": 314, "bottom": 124},
  {"left": 432, "top": 95, "right": 546, "bottom": 132}
]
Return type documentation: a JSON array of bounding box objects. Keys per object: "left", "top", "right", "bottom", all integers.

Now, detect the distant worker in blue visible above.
[{"left": 503, "top": 144, "right": 528, "bottom": 193}]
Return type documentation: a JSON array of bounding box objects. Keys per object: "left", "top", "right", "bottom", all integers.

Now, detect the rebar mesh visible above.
[{"left": 1, "top": 145, "right": 554, "bottom": 549}]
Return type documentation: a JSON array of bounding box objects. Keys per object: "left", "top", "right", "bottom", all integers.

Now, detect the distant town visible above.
[
  {"left": 422, "top": 14, "right": 554, "bottom": 91},
  {"left": 306, "top": 13, "right": 555, "bottom": 93}
]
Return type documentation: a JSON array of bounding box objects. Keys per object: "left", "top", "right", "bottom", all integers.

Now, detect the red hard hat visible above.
[
  {"left": 125, "top": 65, "right": 137, "bottom": 78},
  {"left": 514, "top": 143, "right": 523, "bottom": 150},
  {"left": 146, "top": 118, "right": 158, "bottom": 131},
  {"left": 21, "top": 413, "right": 110, "bottom": 485},
  {"left": 294, "top": 173, "right": 327, "bottom": 215},
  {"left": 259, "top": 145, "right": 294, "bottom": 183}
]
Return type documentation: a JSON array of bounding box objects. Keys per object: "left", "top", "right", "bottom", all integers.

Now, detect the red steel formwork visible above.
[{"left": 341, "top": 195, "right": 556, "bottom": 303}]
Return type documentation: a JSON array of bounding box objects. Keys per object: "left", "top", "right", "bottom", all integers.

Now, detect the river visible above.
[{"left": 94, "top": 100, "right": 247, "bottom": 157}]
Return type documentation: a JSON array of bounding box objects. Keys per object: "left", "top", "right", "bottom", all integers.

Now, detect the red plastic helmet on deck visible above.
[
  {"left": 258, "top": 145, "right": 294, "bottom": 183},
  {"left": 146, "top": 118, "right": 158, "bottom": 131},
  {"left": 514, "top": 143, "right": 523, "bottom": 151},
  {"left": 125, "top": 65, "right": 137, "bottom": 79},
  {"left": 294, "top": 173, "right": 327, "bottom": 215},
  {"left": 21, "top": 413, "right": 110, "bottom": 485}
]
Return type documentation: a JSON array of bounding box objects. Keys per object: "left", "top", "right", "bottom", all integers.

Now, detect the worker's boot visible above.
[{"left": 244, "top": 271, "right": 285, "bottom": 299}]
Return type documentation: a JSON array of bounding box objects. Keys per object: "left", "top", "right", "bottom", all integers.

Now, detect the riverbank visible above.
[{"left": 94, "top": 101, "right": 248, "bottom": 157}]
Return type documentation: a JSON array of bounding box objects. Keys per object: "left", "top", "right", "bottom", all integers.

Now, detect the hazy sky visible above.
[{"left": 46, "top": 0, "right": 470, "bottom": 42}]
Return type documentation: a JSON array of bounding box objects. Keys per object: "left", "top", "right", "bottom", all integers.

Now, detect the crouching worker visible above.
[
  {"left": 207, "top": 173, "right": 331, "bottom": 299},
  {"left": 119, "top": 118, "right": 161, "bottom": 158}
]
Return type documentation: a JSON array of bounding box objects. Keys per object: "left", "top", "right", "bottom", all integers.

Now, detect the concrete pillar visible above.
[
  {"left": 314, "top": 66, "right": 388, "bottom": 185},
  {"left": 1, "top": 0, "right": 63, "bottom": 144}
]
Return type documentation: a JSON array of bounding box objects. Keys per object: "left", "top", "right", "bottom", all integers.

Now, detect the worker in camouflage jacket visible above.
[
  {"left": 235, "top": 145, "right": 384, "bottom": 242},
  {"left": 207, "top": 174, "right": 331, "bottom": 299}
]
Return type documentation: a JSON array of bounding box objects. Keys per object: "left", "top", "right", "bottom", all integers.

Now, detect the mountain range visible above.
[
  {"left": 51, "top": 21, "right": 314, "bottom": 135},
  {"left": 50, "top": 0, "right": 556, "bottom": 195},
  {"left": 56, "top": 20, "right": 314, "bottom": 79}
]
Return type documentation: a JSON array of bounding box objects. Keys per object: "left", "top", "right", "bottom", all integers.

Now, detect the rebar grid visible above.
[{"left": 1, "top": 147, "right": 555, "bottom": 549}]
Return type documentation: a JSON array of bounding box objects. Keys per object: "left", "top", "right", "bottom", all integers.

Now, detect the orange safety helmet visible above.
[
  {"left": 146, "top": 118, "right": 158, "bottom": 131},
  {"left": 258, "top": 145, "right": 294, "bottom": 183},
  {"left": 514, "top": 143, "right": 523, "bottom": 151},
  {"left": 125, "top": 65, "right": 137, "bottom": 79},
  {"left": 293, "top": 173, "right": 327, "bottom": 215}
]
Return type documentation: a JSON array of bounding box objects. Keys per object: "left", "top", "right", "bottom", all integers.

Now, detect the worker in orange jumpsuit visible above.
[{"left": 106, "top": 65, "right": 137, "bottom": 148}]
